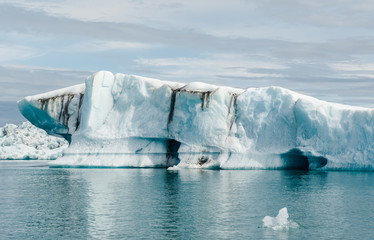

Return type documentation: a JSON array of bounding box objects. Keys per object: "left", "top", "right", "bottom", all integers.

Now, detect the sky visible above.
[{"left": 1, "top": 0, "right": 374, "bottom": 125}]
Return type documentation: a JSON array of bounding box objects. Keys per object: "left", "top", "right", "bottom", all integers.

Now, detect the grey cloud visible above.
[
  {"left": 211, "top": 60, "right": 374, "bottom": 107},
  {"left": 216, "top": 73, "right": 374, "bottom": 108},
  {"left": 2, "top": 4, "right": 374, "bottom": 63},
  {"left": 0, "top": 65, "right": 92, "bottom": 101},
  {"left": 159, "top": 2, "right": 184, "bottom": 9},
  {"left": 255, "top": 0, "right": 374, "bottom": 28},
  {"left": 270, "top": 39, "right": 374, "bottom": 61},
  {"left": 0, "top": 64, "right": 92, "bottom": 125}
]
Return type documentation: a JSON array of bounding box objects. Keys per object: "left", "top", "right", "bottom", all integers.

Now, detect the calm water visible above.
[{"left": 1, "top": 161, "right": 374, "bottom": 239}]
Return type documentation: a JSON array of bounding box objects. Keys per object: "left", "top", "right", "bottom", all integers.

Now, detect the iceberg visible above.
[
  {"left": 263, "top": 207, "right": 299, "bottom": 230},
  {"left": 0, "top": 122, "right": 68, "bottom": 160},
  {"left": 18, "top": 71, "right": 374, "bottom": 170}
]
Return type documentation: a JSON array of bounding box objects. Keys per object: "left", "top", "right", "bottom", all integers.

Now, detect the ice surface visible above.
[
  {"left": 263, "top": 207, "right": 299, "bottom": 230},
  {"left": 0, "top": 122, "right": 68, "bottom": 160},
  {"left": 18, "top": 83, "right": 85, "bottom": 138},
  {"left": 18, "top": 71, "right": 374, "bottom": 169}
]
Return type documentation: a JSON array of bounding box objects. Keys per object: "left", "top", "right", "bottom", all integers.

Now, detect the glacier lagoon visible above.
[
  {"left": 1, "top": 162, "right": 374, "bottom": 239},
  {"left": 4, "top": 71, "right": 373, "bottom": 238}
]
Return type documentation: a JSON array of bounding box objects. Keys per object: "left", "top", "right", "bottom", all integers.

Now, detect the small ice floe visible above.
[
  {"left": 167, "top": 165, "right": 181, "bottom": 170},
  {"left": 262, "top": 207, "right": 299, "bottom": 230}
]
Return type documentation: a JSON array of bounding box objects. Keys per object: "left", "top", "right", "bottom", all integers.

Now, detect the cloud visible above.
[
  {"left": 0, "top": 0, "right": 254, "bottom": 28},
  {"left": 64, "top": 40, "right": 153, "bottom": 52},
  {"left": 8, "top": 0, "right": 374, "bottom": 28},
  {"left": 4, "top": 0, "right": 374, "bottom": 42},
  {"left": 2, "top": 3, "right": 374, "bottom": 64},
  {"left": 0, "top": 64, "right": 90, "bottom": 125},
  {"left": 254, "top": 0, "right": 374, "bottom": 28},
  {"left": 136, "top": 55, "right": 288, "bottom": 69},
  {"left": 330, "top": 63, "right": 374, "bottom": 72},
  {"left": 328, "top": 62, "right": 374, "bottom": 79},
  {"left": 0, "top": 64, "right": 92, "bottom": 102},
  {"left": 134, "top": 54, "right": 287, "bottom": 86},
  {"left": 0, "top": 0, "right": 374, "bottom": 126},
  {"left": 0, "top": 44, "right": 41, "bottom": 62}
]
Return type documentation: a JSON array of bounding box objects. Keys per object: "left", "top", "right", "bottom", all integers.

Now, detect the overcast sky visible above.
[{"left": 1, "top": 0, "right": 374, "bottom": 125}]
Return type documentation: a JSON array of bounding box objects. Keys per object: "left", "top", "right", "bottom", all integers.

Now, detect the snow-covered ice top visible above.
[
  {"left": 0, "top": 122, "right": 68, "bottom": 160},
  {"left": 18, "top": 71, "right": 374, "bottom": 170}
]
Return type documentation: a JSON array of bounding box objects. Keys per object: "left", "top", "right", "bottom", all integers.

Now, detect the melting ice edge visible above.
[{"left": 18, "top": 71, "right": 374, "bottom": 170}]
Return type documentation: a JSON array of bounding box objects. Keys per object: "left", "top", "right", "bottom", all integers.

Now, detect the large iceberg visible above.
[{"left": 18, "top": 71, "right": 374, "bottom": 170}]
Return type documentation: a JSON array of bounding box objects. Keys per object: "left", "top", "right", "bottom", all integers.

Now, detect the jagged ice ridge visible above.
[
  {"left": 0, "top": 122, "right": 68, "bottom": 160},
  {"left": 18, "top": 71, "right": 374, "bottom": 170}
]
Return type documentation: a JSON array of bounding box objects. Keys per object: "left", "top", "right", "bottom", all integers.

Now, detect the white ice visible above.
[
  {"left": 18, "top": 83, "right": 85, "bottom": 136},
  {"left": 17, "top": 71, "right": 374, "bottom": 169},
  {"left": 263, "top": 207, "right": 299, "bottom": 231},
  {"left": 0, "top": 122, "right": 68, "bottom": 160}
]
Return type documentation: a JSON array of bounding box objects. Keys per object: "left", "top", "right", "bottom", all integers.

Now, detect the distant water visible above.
[{"left": 1, "top": 161, "right": 374, "bottom": 239}]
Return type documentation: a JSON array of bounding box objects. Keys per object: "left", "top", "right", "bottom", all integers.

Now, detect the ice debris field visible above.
[
  {"left": 0, "top": 122, "right": 67, "bottom": 160},
  {"left": 15, "top": 70, "right": 374, "bottom": 170}
]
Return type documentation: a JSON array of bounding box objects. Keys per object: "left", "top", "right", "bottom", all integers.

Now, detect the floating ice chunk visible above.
[
  {"left": 262, "top": 207, "right": 299, "bottom": 230},
  {"left": 167, "top": 165, "right": 181, "bottom": 170}
]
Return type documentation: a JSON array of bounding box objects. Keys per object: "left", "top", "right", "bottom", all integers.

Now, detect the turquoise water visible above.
[{"left": 1, "top": 161, "right": 374, "bottom": 239}]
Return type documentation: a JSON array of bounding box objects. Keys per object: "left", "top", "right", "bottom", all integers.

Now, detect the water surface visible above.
[{"left": 1, "top": 161, "right": 373, "bottom": 239}]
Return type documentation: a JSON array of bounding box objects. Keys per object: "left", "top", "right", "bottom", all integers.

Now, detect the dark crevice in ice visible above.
[
  {"left": 200, "top": 91, "right": 212, "bottom": 110},
  {"left": 135, "top": 140, "right": 153, "bottom": 154},
  {"left": 166, "top": 86, "right": 186, "bottom": 130},
  {"left": 37, "top": 93, "right": 85, "bottom": 134},
  {"left": 166, "top": 139, "right": 181, "bottom": 167},
  {"left": 168, "top": 86, "right": 216, "bottom": 131},
  {"left": 62, "top": 94, "right": 74, "bottom": 127},
  {"left": 280, "top": 148, "right": 328, "bottom": 170},
  {"left": 168, "top": 90, "right": 177, "bottom": 127},
  {"left": 167, "top": 87, "right": 218, "bottom": 133},
  {"left": 135, "top": 148, "right": 143, "bottom": 153},
  {"left": 75, "top": 93, "right": 84, "bottom": 131},
  {"left": 198, "top": 156, "right": 209, "bottom": 165},
  {"left": 168, "top": 87, "right": 215, "bottom": 127},
  {"left": 228, "top": 93, "right": 238, "bottom": 134},
  {"left": 307, "top": 155, "right": 328, "bottom": 169},
  {"left": 2, "top": 128, "right": 8, "bottom": 136},
  {"left": 280, "top": 148, "right": 309, "bottom": 170}
]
